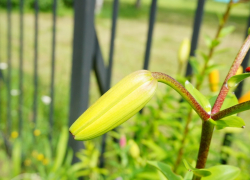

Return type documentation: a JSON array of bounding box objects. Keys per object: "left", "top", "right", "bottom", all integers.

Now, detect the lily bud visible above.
[
  {"left": 70, "top": 70, "right": 157, "bottom": 141},
  {"left": 119, "top": 135, "right": 127, "bottom": 148},
  {"left": 238, "top": 90, "right": 250, "bottom": 104},
  {"left": 236, "top": 66, "right": 243, "bottom": 75},
  {"left": 209, "top": 70, "right": 220, "bottom": 92},
  {"left": 178, "top": 38, "right": 191, "bottom": 65},
  {"left": 128, "top": 139, "right": 140, "bottom": 159}
]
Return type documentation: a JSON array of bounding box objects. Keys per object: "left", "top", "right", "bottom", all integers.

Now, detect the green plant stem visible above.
[
  {"left": 173, "top": 2, "right": 233, "bottom": 172},
  {"left": 192, "top": 121, "right": 214, "bottom": 180},
  {"left": 196, "top": 0, "right": 233, "bottom": 90},
  {"left": 193, "top": 32, "right": 250, "bottom": 180},
  {"left": 212, "top": 100, "right": 250, "bottom": 120},
  {"left": 173, "top": 110, "right": 193, "bottom": 173},
  {"left": 152, "top": 72, "right": 210, "bottom": 121}
]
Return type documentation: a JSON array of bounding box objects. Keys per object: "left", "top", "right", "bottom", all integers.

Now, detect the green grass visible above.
[{"left": 0, "top": 0, "right": 249, "bottom": 140}]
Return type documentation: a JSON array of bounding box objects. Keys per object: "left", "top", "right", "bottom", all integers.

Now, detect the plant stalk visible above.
[
  {"left": 193, "top": 28, "right": 250, "bottom": 180},
  {"left": 196, "top": 0, "right": 233, "bottom": 90},
  {"left": 211, "top": 34, "right": 250, "bottom": 114},
  {"left": 173, "top": 1, "right": 234, "bottom": 172},
  {"left": 152, "top": 72, "right": 210, "bottom": 121},
  {"left": 173, "top": 110, "right": 193, "bottom": 172},
  {"left": 192, "top": 121, "right": 214, "bottom": 180}
]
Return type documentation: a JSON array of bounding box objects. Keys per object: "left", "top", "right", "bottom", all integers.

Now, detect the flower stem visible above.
[
  {"left": 196, "top": 0, "right": 233, "bottom": 90},
  {"left": 192, "top": 121, "right": 214, "bottom": 180},
  {"left": 173, "top": 110, "right": 193, "bottom": 173},
  {"left": 211, "top": 34, "right": 250, "bottom": 114},
  {"left": 193, "top": 24, "right": 250, "bottom": 180},
  {"left": 212, "top": 100, "right": 250, "bottom": 120},
  {"left": 173, "top": 1, "right": 234, "bottom": 172},
  {"left": 152, "top": 72, "right": 210, "bottom": 121}
]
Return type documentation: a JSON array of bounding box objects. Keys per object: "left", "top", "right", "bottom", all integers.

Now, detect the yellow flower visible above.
[
  {"left": 238, "top": 90, "right": 250, "bottom": 104},
  {"left": 129, "top": 140, "right": 140, "bottom": 159},
  {"left": 33, "top": 129, "right": 41, "bottom": 136},
  {"left": 70, "top": 70, "right": 157, "bottom": 141},
  {"left": 37, "top": 154, "right": 44, "bottom": 161},
  {"left": 209, "top": 70, "right": 220, "bottom": 92},
  {"left": 42, "top": 158, "right": 49, "bottom": 165},
  {"left": 11, "top": 131, "right": 19, "bottom": 139},
  {"left": 178, "top": 38, "right": 191, "bottom": 65},
  {"left": 32, "top": 150, "right": 38, "bottom": 157},
  {"left": 24, "top": 159, "right": 31, "bottom": 166},
  {"left": 236, "top": 66, "right": 243, "bottom": 75}
]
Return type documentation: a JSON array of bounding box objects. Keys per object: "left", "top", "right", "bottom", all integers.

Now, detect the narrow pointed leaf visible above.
[
  {"left": 219, "top": 26, "right": 235, "bottom": 38},
  {"left": 147, "top": 161, "right": 183, "bottom": 180},
  {"left": 185, "top": 81, "right": 211, "bottom": 113},
  {"left": 209, "top": 93, "right": 238, "bottom": 111},
  {"left": 189, "top": 57, "right": 201, "bottom": 75},
  {"left": 215, "top": 116, "right": 245, "bottom": 130},
  {"left": 227, "top": 73, "right": 250, "bottom": 88},
  {"left": 202, "top": 165, "right": 240, "bottom": 180},
  {"left": 183, "top": 160, "right": 211, "bottom": 177}
]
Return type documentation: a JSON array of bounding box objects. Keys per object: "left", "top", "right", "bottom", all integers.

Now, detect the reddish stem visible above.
[{"left": 211, "top": 34, "right": 250, "bottom": 114}]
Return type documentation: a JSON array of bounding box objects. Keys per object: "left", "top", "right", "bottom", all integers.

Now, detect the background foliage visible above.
[{"left": 0, "top": 0, "right": 250, "bottom": 179}]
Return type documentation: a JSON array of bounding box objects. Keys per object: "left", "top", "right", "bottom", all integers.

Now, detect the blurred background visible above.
[{"left": 0, "top": 0, "right": 250, "bottom": 179}]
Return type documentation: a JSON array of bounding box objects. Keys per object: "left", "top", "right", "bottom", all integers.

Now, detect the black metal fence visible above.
[{"left": 0, "top": 0, "right": 250, "bottom": 173}]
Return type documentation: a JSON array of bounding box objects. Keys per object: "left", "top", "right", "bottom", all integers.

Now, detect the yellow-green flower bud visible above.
[
  {"left": 128, "top": 139, "right": 140, "bottom": 159},
  {"left": 209, "top": 70, "right": 220, "bottom": 92},
  {"left": 236, "top": 66, "right": 243, "bottom": 75},
  {"left": 178, "top": 38, "right": 191, "bottom": 65},
  {"left": 70, "top": 70, "right": 157, "bottom": 141}
]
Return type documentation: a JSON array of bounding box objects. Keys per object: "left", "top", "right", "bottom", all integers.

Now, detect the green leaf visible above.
[
  {"left": 183, "top": 160, "right": 211, "bottom": 177},
  {"left": 204, "top": 34, "right": 212, "bottom": 48},
  {"left": 205, "top": 64, "right": 225, "bottom": 75},
  {"left": 183, "top": 170, "right": 193, "bottom": 180},
  {"left": 185, "top": 81, "right": 211, "bottom": 113},
  {"left": 12, "top": 139, "right": 22, "bottom": 176},
  {"left": 52, "top": 126, "right": 69, "bottom": 172},
  {"left": 219, "top": 26, "right": 235, "bottom": 38},
  {"left": 196, "top": 50, "right": 209, "bottom": 62},
  {"left": 214, "top": 48, "right": 230, "bottom": 55},
  {"left": 147, "top": 161, "right": 183, "bottom": 180},
  {"left": 189, "top": 57, "right": 201, "bottom": 75},
  {"left": 209, "top": 92, "right": 238, "bottom": 111},
  {"left": 211, "top": 39, "right": 220, "bottom": 48},
  {"left": 202, "top": 165, "right": 240, "bottom": 180},
  {"left": 227, "top": 73, "right": 250, "bottom": 88},
  {"left": 215, "top": 116, "right": 245, "bottom": 130}
]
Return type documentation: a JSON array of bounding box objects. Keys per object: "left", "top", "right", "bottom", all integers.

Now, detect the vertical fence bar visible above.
[
  {"left": 68, "top": 0, "right": 96, "bottom": 164},
  {"left": 7, "top": 0, "right": 12, "bottom": 134},
  {"left": 139, "top": 0, "right": 157, "bottom": 115},
  {"left": 49, "top": 0, "right": 57, "bottom": 141},
  {"left": 99, "top": 0, "right": 119, "bottom": 168},
  {"left": 0, "top": 6, "right": 2, "bottom": 122},
  {"left": 143, "top": 0, "right": 157, "bottom": 70},
  {"left": 33, "top": 0, "right": 39, "bottom": 127},
  {"left": 220, "top": 11, "right": 250, "bottom": 165},
  {"left": 185, "top": 0, "right": 206, "bottom": 77},
  {"left": 18, "top": 0, "right": 24, "bottom": 136}
]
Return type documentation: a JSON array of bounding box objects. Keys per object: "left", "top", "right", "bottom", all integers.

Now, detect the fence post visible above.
[
  {"left": 143, "top": 0, "right": 157, "bottom": 70},
  {"left": 68, "top": 0, "right": 96, "bottom": 163},
  {"left": 99, "top": 0, "right": 119, "bottom": 168},
  {"left": 185, "top": 0, "right": 206, "bottom": 77}
]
